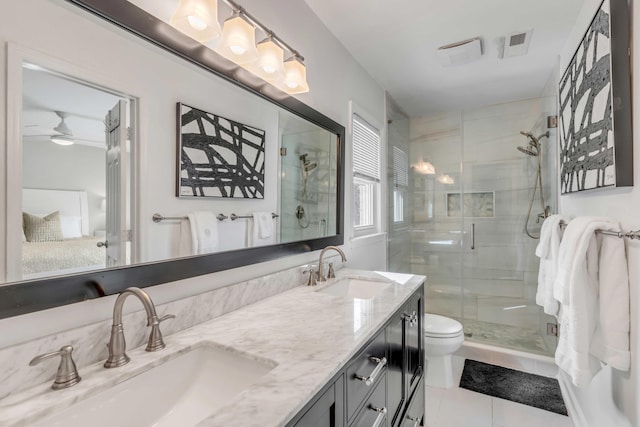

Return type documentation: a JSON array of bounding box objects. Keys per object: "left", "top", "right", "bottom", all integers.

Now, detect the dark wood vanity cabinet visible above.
[
  {"left": 387, "top": 292, "right": 424, "bottom": 427},
  {"left": 291, "top": 375, "right": 345, "bottom": 427},
  {"left": 289, "top": 286, "right": 424, "bottom": 427}
]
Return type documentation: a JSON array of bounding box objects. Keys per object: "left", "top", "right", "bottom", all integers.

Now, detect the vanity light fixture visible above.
[
  {"left": 169, "top": 0, "right": 309, "bottom": 94},
  {"left": 215, "top": 11, "right": 258, "bottom": 64},
  {"left": 253, "top": 34, "right": 286, "bottom": 83},
  {"left": 283, "top": 54, "right": 309, "bottom": 94},
  {"left": 170, "top": 0, "right": 222, "bottom": 43}
]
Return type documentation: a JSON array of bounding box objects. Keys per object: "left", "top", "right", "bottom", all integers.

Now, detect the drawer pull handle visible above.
[
  {"left": 402, "top": 311, "right": 418, "bottom": 327},
  {"left": 406, "top": 414, "right": 420, "bottom": 427},
  {"left": 370, "top": 405, "right": 387, "bottom": 427},
  {"left": 354, "top": 356, "right": 387, "bottom": 386}
]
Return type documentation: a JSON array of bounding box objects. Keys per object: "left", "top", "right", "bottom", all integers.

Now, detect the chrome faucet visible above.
[
  {"left": 104, "top": 287, "right": 174, "bottom": 368},
  {"left": 317, "top": 245, "right": 347, "bottom": 282}
]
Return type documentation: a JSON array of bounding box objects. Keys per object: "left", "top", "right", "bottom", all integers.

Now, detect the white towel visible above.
[
  {"left": 178, "top": 218, "right": 192, "bottom": 257},
  {"left": 535, "top": 214, "right": 567, "bottom": 316},
  {"left": 254, "top": 212, "right": 273, "bottom": 239},
  {"left": 187, "top": 211, "right": 219, "bottom": 254},
  {"left": 553, "top": 216, "right": 630, "bottom": 387},
  {"left": 247, "top": 212, "right": 273, "bottom": 247}
]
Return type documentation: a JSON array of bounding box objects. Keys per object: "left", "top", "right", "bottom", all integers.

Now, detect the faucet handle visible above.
[
  {"left": 29, "top": 345, "right": 81, "bottom": 390},
  {"left": 327, "top": 262, "right": 336, "bottom": 279},
  {"left": 146, "top": 314, "right": 175, "bottom": 352},
  {"left": 303, "top": 265, "right": 318, "bottom": 286}
]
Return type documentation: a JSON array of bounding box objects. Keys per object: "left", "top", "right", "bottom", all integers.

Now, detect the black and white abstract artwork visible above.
[
  {"left": 177, "top": 103, "right": 265, "bottom": 198},
  {"left": 558, "top": 0, "right": 632, "bottom": 194}
]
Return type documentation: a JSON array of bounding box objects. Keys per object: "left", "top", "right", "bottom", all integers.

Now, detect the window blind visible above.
[
  {"left": 352, "top": 114, "right": 380, "bottom": 181},
  {"left": 393, "top": 147, "right": 408, "bottom": 187}
]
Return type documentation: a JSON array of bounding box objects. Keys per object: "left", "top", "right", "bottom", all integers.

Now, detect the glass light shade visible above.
[
  {"left": 419, "top": 161, "right": 435, "bottom": 174},
  {"left": 215, "top": 15, "right": 258, "bottom": 64},
  {"left": 51, "top": 135, "right": 74, "bottom": 146},
  {"left": 283, "top": 56, "right": 309, "bottom": 94},
  {"left": 252, "top": 38, "right": 285, "bottom": 82},
  {"left": 170, "top": 0, "right": 221, "bottom": 43}
]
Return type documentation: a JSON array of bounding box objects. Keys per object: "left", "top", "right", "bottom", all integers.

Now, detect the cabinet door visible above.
[
  {"left": 405, "top": 293, "right": 423, "bottom": 397},
  {"left": 293, "top": 375, "right": 345, "bottom": 427},
  {"left": 386, "top": 309, "right": 405, "bottom": 427},
  {"left": 399, "top": 378, "right": 424, "bottom": 427}
]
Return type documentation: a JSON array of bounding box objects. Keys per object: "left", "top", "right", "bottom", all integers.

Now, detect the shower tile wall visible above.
[
  {"left": 410, "top": 96, "right": 557, "bottom": 355},
  {"left": 280, "top": 129, "right": 337, "bottom": 243}
]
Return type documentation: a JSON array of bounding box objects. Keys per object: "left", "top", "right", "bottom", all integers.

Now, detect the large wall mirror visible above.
[{"left": 0, "top": 0, "right": 345, "bottom": 318}]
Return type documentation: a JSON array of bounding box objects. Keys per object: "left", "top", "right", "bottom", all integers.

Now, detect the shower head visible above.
[
  {"left": 299, "top": 153, "right": 317, "bottom": 172},
  {"left": 517, "top": 130, "right": 550, "bottom": 157},
  {"left": 517, "top": 145, "right": 538, "bottom": 156},
  {"left": 519, "top": 130, "right": 550, "bottom": 147}
]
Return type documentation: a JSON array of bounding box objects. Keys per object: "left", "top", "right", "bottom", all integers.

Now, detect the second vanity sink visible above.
[
  {"left": 317, "top": 277, "right": 391, "bottom": 299},
  {"left": 30, "top": 345, "right": 275, "bottom": 427}
]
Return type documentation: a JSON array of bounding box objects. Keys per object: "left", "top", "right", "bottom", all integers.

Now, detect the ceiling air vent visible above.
[
  {"left": 502, "top": 29, "right": 533, "bottom": 58},
  {"left": 436, "top": 37, "right": 483, "bottom": 67}
]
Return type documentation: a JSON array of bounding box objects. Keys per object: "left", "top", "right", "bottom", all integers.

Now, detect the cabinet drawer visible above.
[
  {"left": 350, "top": 374, "right": 387, "bottom": 427},
  {"left": 346, "top": 330, "right": 387, "bottom": 420},
  {"left": 400, "top": 378, "right": 424, "bottom": 427}
]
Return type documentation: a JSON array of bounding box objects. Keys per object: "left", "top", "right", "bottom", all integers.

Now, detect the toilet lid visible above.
[{"left": 424, "top": 314, "right": 463, "bottom": 337}]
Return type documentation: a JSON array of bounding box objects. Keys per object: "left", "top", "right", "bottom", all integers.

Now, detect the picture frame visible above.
[
  {"left": 176, "top": 103, "right": 266, "bottom": 199},
  {"left": 558, "top": 0, "right": 632, "bottom": 194}
]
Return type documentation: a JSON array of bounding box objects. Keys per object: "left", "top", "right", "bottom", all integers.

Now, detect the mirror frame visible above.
[{"left": 0, "top": 0, "right": 345, "bottom": 319}]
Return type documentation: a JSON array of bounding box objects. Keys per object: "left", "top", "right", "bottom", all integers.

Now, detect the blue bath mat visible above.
[{"left": 459, "top": 359, "right": 568, "bottom": 416}]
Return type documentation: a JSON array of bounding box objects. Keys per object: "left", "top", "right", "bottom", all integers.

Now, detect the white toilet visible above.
[{"left": 424, "top": 313, "right": 464, "bottom": 388}]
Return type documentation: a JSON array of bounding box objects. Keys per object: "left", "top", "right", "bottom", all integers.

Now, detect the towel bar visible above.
[
  {"left": 558, "top": 221, "right": 640, "bottom": 240},
  {"left": 230, "top": 213, "right": 279, "bottom": 221},
  {"left": 152, "top": 213, "right": 228, "bottom": 222},
  {"left": 152, "top": 213, "right": 279, "bottom": 222}
]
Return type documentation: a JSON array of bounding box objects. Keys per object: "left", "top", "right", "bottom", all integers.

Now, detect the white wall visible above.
[
  {"left": 0, "top": 0, "right": 386, "bottom": 348},
  {"left": 557, "top": 0, "right": 638, "bottom": 424},
  {"left": 22, "top": 141, "right": 106, "bottom": 235}
]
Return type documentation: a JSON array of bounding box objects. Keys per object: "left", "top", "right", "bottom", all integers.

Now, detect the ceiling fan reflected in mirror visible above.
[{"left": 50, "top": 111, "right": 75, "bottom": 146}]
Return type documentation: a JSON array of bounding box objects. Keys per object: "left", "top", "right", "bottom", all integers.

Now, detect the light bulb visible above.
[
  {"left": 230, "top": 45, "right": 246, "bottom": 55},
  {"left": 187, "top": 15, "right": 207, "bottom": 31}
]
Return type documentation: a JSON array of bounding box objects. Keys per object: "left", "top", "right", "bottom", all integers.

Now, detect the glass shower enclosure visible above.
[{"left": 388, "top": 94, "right": 558, "bottom": 356}]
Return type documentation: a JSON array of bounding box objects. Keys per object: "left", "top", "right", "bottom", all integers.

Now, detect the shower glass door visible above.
[{"left": 402, "top": 96, "right": 558, "bottom": 356}]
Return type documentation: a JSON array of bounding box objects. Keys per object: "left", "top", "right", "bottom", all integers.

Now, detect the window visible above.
[
  {"left": 392, "top": 147, "right": 408, "bottom": 223},
  {"left": 352, "top": 113, "right": 381, "bottom": 235}
]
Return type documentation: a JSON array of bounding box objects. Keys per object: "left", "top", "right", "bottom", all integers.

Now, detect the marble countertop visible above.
[{"left": 0, "top": 269, "right": 425, "bottom": 427}]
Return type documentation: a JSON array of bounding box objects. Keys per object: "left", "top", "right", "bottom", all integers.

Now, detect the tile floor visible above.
[{"left": 425, "top": 357, "right": 574, "bottom": 427}]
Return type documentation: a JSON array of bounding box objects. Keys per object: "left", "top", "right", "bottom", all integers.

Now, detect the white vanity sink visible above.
[
  {"left": 30, "top": 345, "right": 274, "bottom": 427},
  {"left": 317, "top": 277, "right": 391, "bottom": 299}
]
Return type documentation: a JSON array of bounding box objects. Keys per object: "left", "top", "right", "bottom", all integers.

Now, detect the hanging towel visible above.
[
  {"left": 178, "top": 218, "right": 193, "bottom": 257},
  {"left": 247, "top": 212, "right": 273, "bottom": 247},
  {"left": 553, "top": 217, "right": 630, "bottom": 387},
  {"left": 254, "top": 212, "right": 273, "bottom": 239},
  {"left": 187, "top": 211, "right": 219, "bottom": 254},
  {"left": 535, "top": 214, "right": 568, "bottom": 317}
]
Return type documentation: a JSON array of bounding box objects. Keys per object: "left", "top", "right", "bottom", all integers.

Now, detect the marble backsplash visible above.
[{"left": 0, "top": 265, "right": 308, "bottom": 400}]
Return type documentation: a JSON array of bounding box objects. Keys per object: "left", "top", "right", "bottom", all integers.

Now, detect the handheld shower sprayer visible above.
[{"left": 517, "top": 130, "right": 551, "bottom": 238}]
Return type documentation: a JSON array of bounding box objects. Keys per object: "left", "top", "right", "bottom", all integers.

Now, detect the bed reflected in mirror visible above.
[{"left": 13, "top": 65, "right": 134, "bottom": 282}]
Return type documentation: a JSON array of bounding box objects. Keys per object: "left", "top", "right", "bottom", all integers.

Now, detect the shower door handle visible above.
[{"left": 470, "top": 223, "right": 475, "bottom": 250}]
